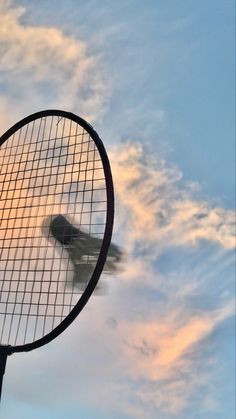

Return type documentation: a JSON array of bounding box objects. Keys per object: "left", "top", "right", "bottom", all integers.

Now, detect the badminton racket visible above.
[{"left": 0, "top": 109, "right": 114, "bottom": 401}]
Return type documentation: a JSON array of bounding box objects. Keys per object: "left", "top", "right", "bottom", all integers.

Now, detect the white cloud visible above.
[
  {"left": 110, "top": 141, "right": 235, "bottom": 257},
  {"left": 0, "top": 0, "right": 109, "bottom": 131}
]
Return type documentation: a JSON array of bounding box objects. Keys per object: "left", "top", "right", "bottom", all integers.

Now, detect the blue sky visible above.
[
  {"left": 0, "top": 1, "right": 235, "bottom": 418},
  {"left": 2, "top": 0, "right": 235, "bottom": 206}
]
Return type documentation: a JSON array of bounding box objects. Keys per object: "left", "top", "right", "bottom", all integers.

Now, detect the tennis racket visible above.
[{"left": 0, "top": 109, "right": 114, "bottom": 401}]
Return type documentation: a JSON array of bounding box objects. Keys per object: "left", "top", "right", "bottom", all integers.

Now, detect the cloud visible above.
[
  {"left": 120, "top": 301, "right": 235, "bottom": 382},
  {"left": 73, "top": 142, "right": 234, "bottom": 417},
  {"left": 7, "top": 293, "right": 234, "bottom": 418},
  {"left": 102, "top": 141, "right": 235, "bottom": 414},
  {"left": 110, "top": 141, "right": 235, "bottom": 257},
  {"left": 105, "top": 142, "right": 235, "bottom": 416},
  {"left": 5, "top": 140, "right": 234, "bottom": 418},
  {"left": 0, "top": 0, "right": 109, "bottom": 130}
]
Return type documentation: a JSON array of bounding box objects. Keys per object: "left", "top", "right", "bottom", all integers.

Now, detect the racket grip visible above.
[{"left": 0, "top": 346, "right": 12, "bottom": 402}]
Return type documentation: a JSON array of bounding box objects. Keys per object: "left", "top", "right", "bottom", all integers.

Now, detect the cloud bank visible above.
[{"left": 5, "top": 141, "right": 235, "bottom": 419}]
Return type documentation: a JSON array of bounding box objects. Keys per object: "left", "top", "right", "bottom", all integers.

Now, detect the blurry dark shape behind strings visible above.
[{"left": 43, "top": 215, "right": 123, "bottom": 293}]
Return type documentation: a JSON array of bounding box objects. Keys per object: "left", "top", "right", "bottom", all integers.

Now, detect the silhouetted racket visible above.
[{"left": 0, "top": 110, "right": 115, "bottom": 400}]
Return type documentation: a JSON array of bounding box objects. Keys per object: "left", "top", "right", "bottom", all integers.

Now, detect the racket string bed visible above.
[{"left": 0, "top": 114, "right": 107, "bottom": 347}]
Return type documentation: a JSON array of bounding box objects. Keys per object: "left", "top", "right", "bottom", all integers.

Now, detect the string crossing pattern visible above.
[{"left": 0, "top": 115, "right": 107, "bottom": 346}]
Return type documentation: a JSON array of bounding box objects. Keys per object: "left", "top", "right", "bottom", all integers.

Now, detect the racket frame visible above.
[{"left": 0, "top": 109, "right": 114, "bottom": 354}]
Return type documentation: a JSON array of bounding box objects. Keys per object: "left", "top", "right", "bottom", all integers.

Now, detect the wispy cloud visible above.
[
  {"left": 120, "top": 301, "right": 234, "bottom": 381},
  {"left": 0, "top": 0, "right": 109, "bottom": 130},
  {"left": 110, "top": 142, "right": 235, "bottom": 254}
]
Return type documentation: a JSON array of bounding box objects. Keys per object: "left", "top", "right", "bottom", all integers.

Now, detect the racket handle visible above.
[{"left": 0, "top": 346, "right": 12, "bottom": 403}]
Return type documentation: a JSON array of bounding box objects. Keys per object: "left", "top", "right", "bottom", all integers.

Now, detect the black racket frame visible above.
[{"left": 0, "top": 109, "right": 114, "bottom": 397}]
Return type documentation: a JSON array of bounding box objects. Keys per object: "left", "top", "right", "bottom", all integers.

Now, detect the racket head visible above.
[{"left": 0, "top": 110, "right": 114, "bottom": 353}]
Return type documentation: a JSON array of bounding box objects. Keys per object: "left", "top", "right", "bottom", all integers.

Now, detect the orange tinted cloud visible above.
[
  {"left": 110, "top": 142, "right": 235, "bottom": 255},
  {"left": 118, "top": 301, "right": 234, "bottom": 382},
  {"left": 0, "top": 0, "right": 108, "bottom": 122}
]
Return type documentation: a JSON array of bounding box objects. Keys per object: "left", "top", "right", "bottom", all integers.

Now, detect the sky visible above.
[{"left": 0, "top": 0, "right": 235, "bottom": 418}]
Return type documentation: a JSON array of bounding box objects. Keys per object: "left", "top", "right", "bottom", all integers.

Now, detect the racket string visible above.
[{"left": 0, "top": 115, "right": 107, "bottom": 346}]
